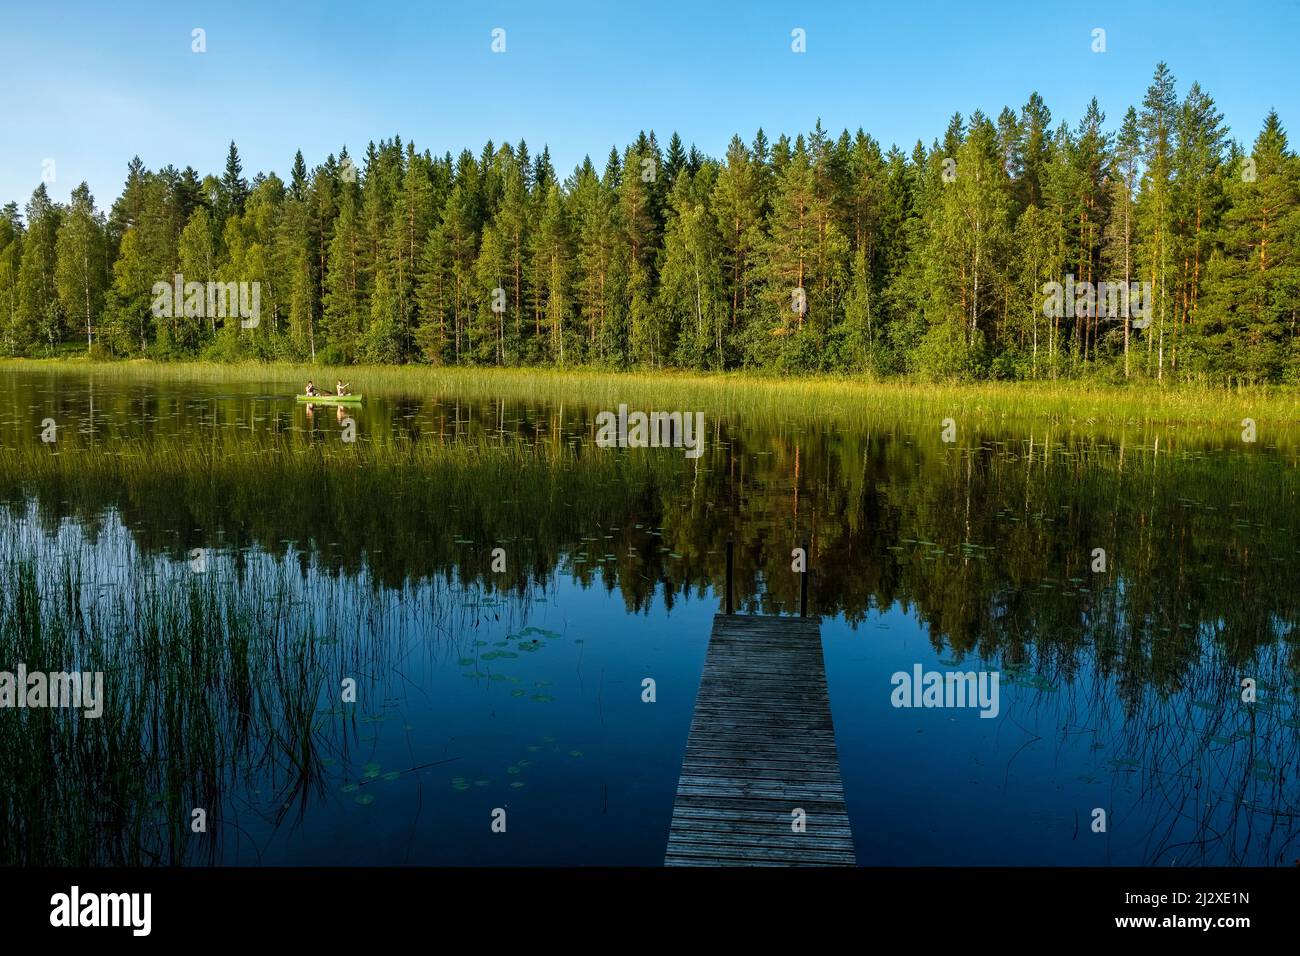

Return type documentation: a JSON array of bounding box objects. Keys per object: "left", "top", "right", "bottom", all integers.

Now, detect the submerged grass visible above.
[{"left": 0, "top": 519, "right": 467, "bottom": 865}]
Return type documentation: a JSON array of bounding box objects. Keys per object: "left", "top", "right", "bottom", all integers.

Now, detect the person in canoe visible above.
[
  {"left": 304, "top": 380, "right": 318, "bottom": 397},
  {"left": 336, "top": 380, "right": 351, "bottom": 396}
]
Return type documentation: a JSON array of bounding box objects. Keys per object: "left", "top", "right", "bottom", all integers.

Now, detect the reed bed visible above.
[{"left": 5, "top": 358, "right": 1298, "bottom": 431}]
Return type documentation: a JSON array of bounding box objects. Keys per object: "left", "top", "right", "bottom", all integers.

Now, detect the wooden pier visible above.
[{"left": 665, "top": 613, "right": 857, "bottom": 866}]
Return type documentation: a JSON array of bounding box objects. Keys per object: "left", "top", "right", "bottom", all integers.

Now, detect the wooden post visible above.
[
  {"left": 799, "top": 538, "right": 809, "bottom": 618},
  {"left": 725, "top": 536, "right": 734, "bottom": 615}
]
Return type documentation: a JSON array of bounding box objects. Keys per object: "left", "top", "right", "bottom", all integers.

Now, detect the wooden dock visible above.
[{"left": 665, "top": 614, "right": 857, "bottom": 866}]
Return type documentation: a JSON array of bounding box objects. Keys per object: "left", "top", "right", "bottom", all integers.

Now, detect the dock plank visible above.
[{"left": 665, "top": 613, "right": 856, "bottom": 867}]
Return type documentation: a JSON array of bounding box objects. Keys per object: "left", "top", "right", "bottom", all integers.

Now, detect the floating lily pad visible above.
[
  {"left": 457, "top": 658, "right": 476, "bottom": 667},
  {"left": 532, "top": 694, "right": 555, "bottom": 703},
  {"left": 507, "top": 765, "right": 521, "bottom": 775},
  {"left": 355, "top": 794, "right": 375, "bottom": 806},
  {"left": 474, "top": 779, "right": 490, "bottom": 787},
  {"left": 511, "top": 688, "right": 526, "bottom": 697},
  {"left": 510, "top": 781, "right": 525, "bottom": 789},
  {"left": 341, "top": 783, "right": 359, "bottom": 793},
  {"left": 568, "top": 750, "right": 584, "bottom": 758},
  {"left": 381, "top": 771, "right": 401, "bottom": 781}
]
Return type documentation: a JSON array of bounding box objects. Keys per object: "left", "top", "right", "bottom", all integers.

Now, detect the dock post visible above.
[
  {"left": 799, "top": 538, "right": 808, "bottom": 617},
  {"left": 725, "top": 536, "right": 734, "bottom": 615}
]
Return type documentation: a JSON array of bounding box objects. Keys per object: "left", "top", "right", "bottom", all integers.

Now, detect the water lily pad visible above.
[
  {"left": 474, "top": 779, "right": 490, "bottom": 787},
  {"left": 381, "top": 771, "right": 401, "bottom": 781},
  {"left": 532, "top": 694, "right": 555, "bottom": 703},
  {"left": 568, "top": 750, "right": 584, "bottom": 758},
  {"left": 510, "top": 781, "right": 525, "bottom": 789},
  {"left": 457, "top": 657, "right": 476, "bottom": 666},
  {"left": 507, "top": 765, "right": 521, "bottom": 775},
  {"left": 355, "top": 794, "right": 376, "bottom": 806},
  {"left": 511, "top": 688, "right": 526, "bottom": 697},
  {"left": 341, "top": 783, "right": 359, "bottom": 793}
]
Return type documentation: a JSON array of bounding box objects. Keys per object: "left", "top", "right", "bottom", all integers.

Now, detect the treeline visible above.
[{"left": 1, "top": 63, "right": 1297, "bottom": 383}]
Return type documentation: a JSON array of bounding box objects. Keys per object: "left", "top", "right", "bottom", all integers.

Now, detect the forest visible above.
[{"left": 1, "top": 62, "right": 1296, "bottom": 384}]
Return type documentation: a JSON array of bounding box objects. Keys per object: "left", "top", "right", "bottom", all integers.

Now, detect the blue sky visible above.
[{"left": 2, "top": 0, "right": 1298, "bottom": 211}]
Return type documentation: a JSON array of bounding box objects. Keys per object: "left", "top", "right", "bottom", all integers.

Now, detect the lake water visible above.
[{"left": 1, "top": 368, "right": 1296, "bottom": 866}]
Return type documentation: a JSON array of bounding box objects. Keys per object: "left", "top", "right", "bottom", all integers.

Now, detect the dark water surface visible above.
[{"left": 1, "top": 369, "right": 1297, "bottom": 866}]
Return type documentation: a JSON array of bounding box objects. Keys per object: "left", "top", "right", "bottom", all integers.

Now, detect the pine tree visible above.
[
  {"left": 1137, "top": 62, "right": 1179, "bottom": 379},
  {"left": 1103, "top": 107, "right": 1142, "bottom": 377},
  {"left": 1199, "top": 112, "right": 1300, "bottom": 382},
  {"left": 0, "top": 203, "right": 25, "bottom": 354},
  {"left": 1170, "top": 82, "right": 1227, "bottom": 376},
  {"left": 221, "top": 141, "right": 250, "bottom": 220},
  {"left": 531, "top": 182, "right": 571, "bottom": 364},
  {"left": 18, "top": 184, "right": 63, "bottom": 352},
  {"left": 290, "top": 150, "right": 308, "bottom": 201},
  {"left": 657, "top": 169, "right": 726, "bottom": 368},
  {"left": 323, "top": 173, "right": 365, "bottom": 361}
]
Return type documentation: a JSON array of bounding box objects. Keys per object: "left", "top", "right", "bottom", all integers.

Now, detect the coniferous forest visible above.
[{"left": 1, "top": 62, "right": 1297, "bottom": 384}]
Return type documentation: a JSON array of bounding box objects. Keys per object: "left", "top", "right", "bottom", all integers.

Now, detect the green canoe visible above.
[{"left": 297, "top": 393, "right": 364, "bottom": 403}]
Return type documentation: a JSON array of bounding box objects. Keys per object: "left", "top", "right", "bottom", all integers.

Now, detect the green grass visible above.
[{"left": 5, "top": 357, "right": 1298, "bottom": 429}]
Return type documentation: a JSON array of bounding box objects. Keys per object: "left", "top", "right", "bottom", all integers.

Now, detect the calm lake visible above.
[{"left": 1, "top": 367, "right": 1297, "bottom": 866}]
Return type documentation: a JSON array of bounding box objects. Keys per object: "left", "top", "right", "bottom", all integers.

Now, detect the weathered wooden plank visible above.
[{"left": 665, "top": 613, "right": 856, "bottom": 867}]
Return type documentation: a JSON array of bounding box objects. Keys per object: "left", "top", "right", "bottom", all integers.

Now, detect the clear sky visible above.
[{"left": 2, "top": 0, "right": 1298, "bottom": 211}]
